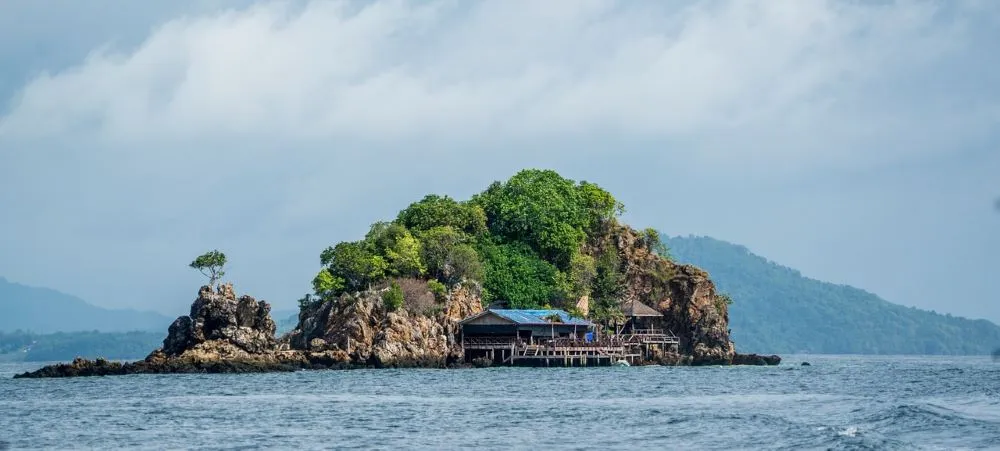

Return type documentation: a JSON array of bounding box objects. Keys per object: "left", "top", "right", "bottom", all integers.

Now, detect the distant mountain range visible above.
[
  {"left": 666, "top": 236, "right": 1000, "bottom": 355},
  {"left": 0, "top": 276, "right": 172, "bottom": 333}
]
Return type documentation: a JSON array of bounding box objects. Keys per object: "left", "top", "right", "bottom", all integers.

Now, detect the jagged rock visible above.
[
  {"left": 163, "top": 284, "right": 276, "bottom": 357},
  {"left": 288, "top": 282, "right": 481, "bottom": 367},
  {"left": 603, "top": 225, "right": 737, "bottom": 365}
]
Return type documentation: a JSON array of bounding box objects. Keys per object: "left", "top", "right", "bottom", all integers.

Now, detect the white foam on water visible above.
[{"left": 837, "top": 426, "right": 859, "bottom": 437}]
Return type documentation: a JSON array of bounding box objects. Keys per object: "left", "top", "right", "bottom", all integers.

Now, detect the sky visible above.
[{"left": 0, "top": 0, "right": 998, "bottom": 321}]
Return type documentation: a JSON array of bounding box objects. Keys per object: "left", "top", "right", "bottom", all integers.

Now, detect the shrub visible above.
[
  {"left": 641, "top": 228, "right": 672, "bottom": 260},
  {"left": 427, "top": 279, "right": 448, "bottom": 302},
  {"left": 312, "top": 268, "right": 345, "bottom": 300},
  {"left": 382, "top": 281, "right": 405, "bottom": 312},
  {"left": 397, "top": 278, "right": 437, "bottom": 315}
]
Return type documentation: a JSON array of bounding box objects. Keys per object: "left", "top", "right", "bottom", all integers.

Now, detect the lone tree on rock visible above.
[{"left": 190, "top": 250, "right": 227, "bottom": 287}]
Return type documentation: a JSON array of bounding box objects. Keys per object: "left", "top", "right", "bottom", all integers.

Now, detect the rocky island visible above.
[{"left": 15, "top": 169, "right": 778, "bottom": 378}]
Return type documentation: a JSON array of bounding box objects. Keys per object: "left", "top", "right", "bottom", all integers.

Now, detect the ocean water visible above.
[{"left": 1, "top": 355, "right": 998, "bottom": 450}]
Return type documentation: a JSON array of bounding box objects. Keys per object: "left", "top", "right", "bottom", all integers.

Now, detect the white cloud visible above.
[
  {"left": 1, "top": 0, "right": 998, "bottom": 319},
  {"left": 2, "top": 0, "right": 996, "bottom": 169}
]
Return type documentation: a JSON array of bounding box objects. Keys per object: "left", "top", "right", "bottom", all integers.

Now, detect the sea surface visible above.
[{"left": 1, "top": 355, "right": 998, "bottom": 450}]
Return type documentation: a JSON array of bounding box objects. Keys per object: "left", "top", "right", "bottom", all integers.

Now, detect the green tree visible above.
[
  {"left": 397, "top": 194, "right": 487, "bottom": 235},
  {"left": 418, "top": 226, "right": 483, "bottom": 285},
  {"left": 589, "top": 250, "right": 625, "bottom": 324},
  {"left": 382, "top": 281, "right": 404, "bottom": 312},
  {"left": 641, "top": 228, "right": 672, "bottom": 260},
  {"left": 365, "top": 222, "right": 425, "bottom": 277},
  {"left": 478, "top": 239, "right": 561, "bottom": 308},
  {"left": 320, "top": 241, "right": 387, "bottom": 292},
  {"left": 473, "top": 170, "right": 588, "bottom": 268},
  {"left": 312, "top": 268, "right": 345, "bottom": 300},
  {"left": 189, "top": 250, "right": 227, "bottom": 287},
  {"left": 566, "top": 252, "right": 597, "bottom": 298},
  {"left": 579, "top": 181, "right": 625, "bottom": 233}
]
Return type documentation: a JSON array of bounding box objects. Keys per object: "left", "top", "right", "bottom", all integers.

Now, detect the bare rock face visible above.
[
  {"left": 607, "top": 226, "right": 736, "bottom": 365},
  {"left": 287, "top": 282, "right": 483, "bottom": 367},
  {"left": 163, "top": 284, "right": 277, "bottom": 357}
]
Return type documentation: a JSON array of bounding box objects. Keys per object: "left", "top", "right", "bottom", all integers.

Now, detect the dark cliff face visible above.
[{"left": 602, "top": 226, "right": 735, "bottom": 364}]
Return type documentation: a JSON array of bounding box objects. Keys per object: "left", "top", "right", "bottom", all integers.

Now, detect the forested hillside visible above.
[
  {"left": 0, "top": 277, "right": 171, "bottom": 333},
  {"left": 0, "top": 331, "right": 165, "bottom": 362},
  {"left": 667, "top": 236, "right": 1000, "bottom": 355}
]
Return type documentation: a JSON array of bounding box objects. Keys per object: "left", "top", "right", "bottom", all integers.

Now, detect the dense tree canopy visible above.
[{"left": 309, "top": 169, "right": 634, "bottom": 314}]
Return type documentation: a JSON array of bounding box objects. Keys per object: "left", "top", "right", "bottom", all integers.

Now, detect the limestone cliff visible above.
[
  {"left": 598, "top": 225, "right": 736, "bottom": 364},
  {"left": 285, "top": 281, "right": 482, "bottom": 367}
]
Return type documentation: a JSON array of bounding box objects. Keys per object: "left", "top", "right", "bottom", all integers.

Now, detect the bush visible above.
[
  {"left": 641, "top": 228, "right": 672, "bottom": 260},
  {"left": 382, "top": 282, "right": 405, "bottom": 312},
  {"left": 396, "top": 278, "right": 438, "bottom": 315},
  {"left": 427, "top": 279, "right": 448, "bottom": 302}
]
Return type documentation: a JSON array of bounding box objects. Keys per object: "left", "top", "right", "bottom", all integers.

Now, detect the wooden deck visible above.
[{"left": 462, "top": 329, "right": 679, "bottom": 366}]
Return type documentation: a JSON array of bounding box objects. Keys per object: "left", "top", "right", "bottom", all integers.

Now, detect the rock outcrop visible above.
[
  {"left": 163, "top": 284, "right": 277, "bottom": 358},
  {"left": 601, "top": 225, "right": 737, "bottom": 365},
  {"left": 286, "top": 281, "right": 482, "bottom": 367},
  {"left": 14, "top": 285, "right": 303, "bottom": 379}
]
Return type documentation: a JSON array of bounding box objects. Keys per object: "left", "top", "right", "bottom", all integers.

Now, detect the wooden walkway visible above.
[{"left": 462, "top": 329, "right": 679, "bottom": 366}]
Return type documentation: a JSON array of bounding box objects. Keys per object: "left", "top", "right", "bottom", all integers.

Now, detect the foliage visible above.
[
  {"left": 311, "top": 269, "right": 344, "bottom": 301},
  {"left": 365, "top": 222, "right": 425, "bottom": 277},
  {"left": 382, "top": 281, "right": 405, "bottom": 312},
  {"left": 714, "top": 292, "right": 734, "bottom": 312},
  {"left": 297, "top": 293, "right": 323, "bottom": 312},
  {"left": 668, "top": 235, "right": 1000, "bottom": 355},
  {"left": 320, "top": 241, "right": 387, "bottom": 293},
  {"left": 589, "top": 250, "right": 625, "bottom": 325},
  {"left": 473, "top": 170, "right": 622, "bottom": 269},
  {"left": 189, "top": 250, "right": 227, "bottom": 286},
  {"left": 427, "top": 279, "right": 448, "bottom": 302},
  {"left": 478, "top": 239, "right": 562, "bottom": 309},
  {"left": 397, "top": 278, "right": 438, "bottom": 315},
  {"left": 641, "top": 228, "right": 672, "bottom": 260},
  {"left": 419, "top": 226, "right": 483, "bottom": 285},
  {"left": 579, "top": 181, "right": 625, "bottom": 232},
  {"left": 397, "top": 195, "right": 487, "bottom": 235},
  {"left": 566, "top": 253, "right": 597, "bottom": 299},
  {"left": 310, "top": 169, "right": 631, "bottom": 311}
]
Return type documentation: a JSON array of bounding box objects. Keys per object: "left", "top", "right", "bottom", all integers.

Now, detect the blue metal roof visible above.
[{"left": 489, "top": 309, "right": 592, "bottom": 326}]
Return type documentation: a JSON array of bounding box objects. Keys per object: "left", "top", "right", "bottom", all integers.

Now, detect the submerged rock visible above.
[{"left": 731, "top": 353, "right": 782, "bottom": 366}]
